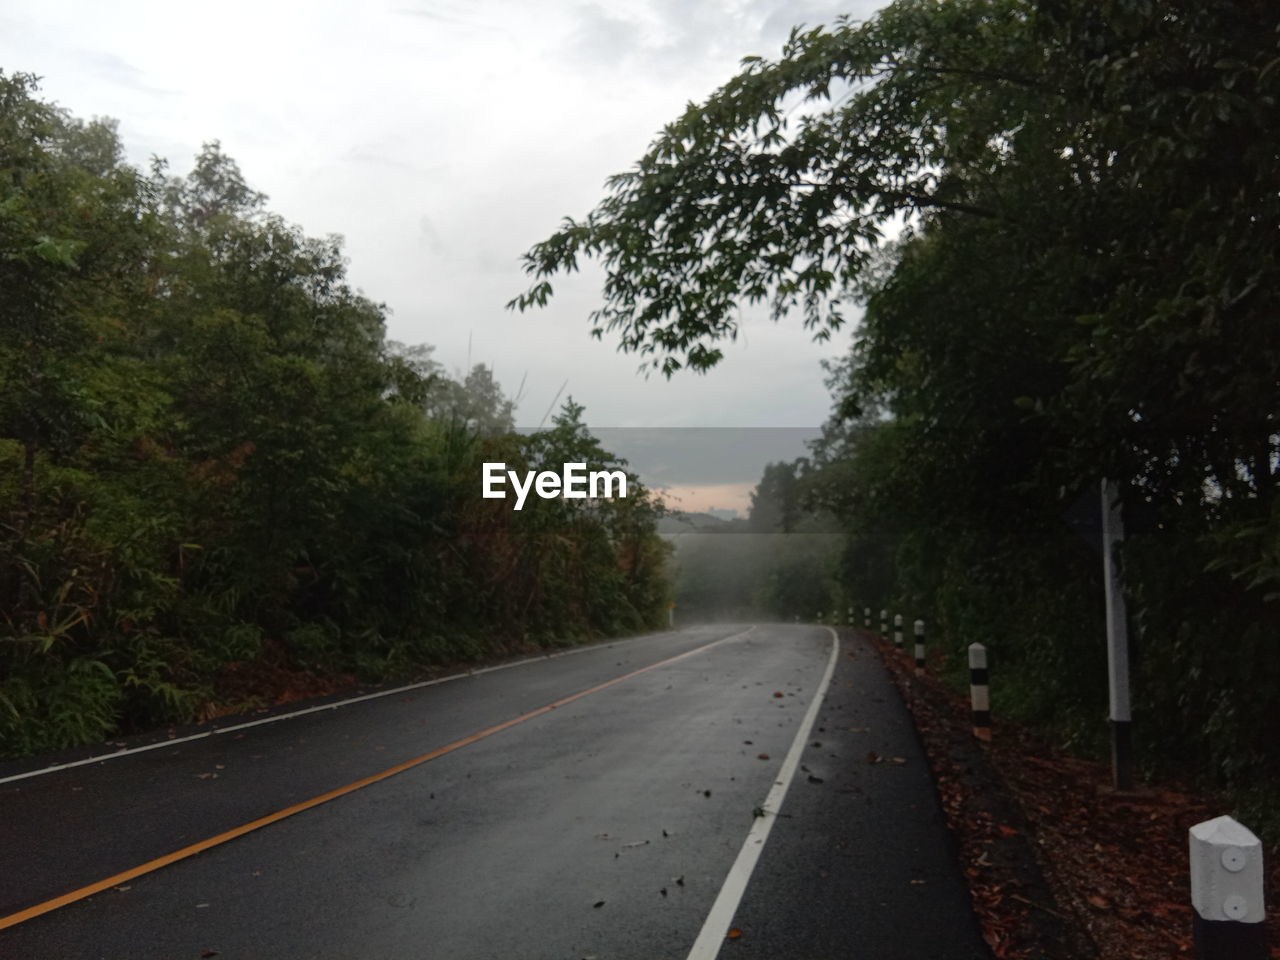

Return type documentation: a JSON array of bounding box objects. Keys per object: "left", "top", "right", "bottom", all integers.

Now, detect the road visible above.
[{"left": 0, "top": 624, "right": 989, "bottom": 959}]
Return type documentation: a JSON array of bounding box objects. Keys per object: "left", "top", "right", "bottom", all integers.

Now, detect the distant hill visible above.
[{"left": 657, "top": 511, "right": 743, "bottom": 534}]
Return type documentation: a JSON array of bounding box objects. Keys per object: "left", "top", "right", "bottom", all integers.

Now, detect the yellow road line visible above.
[{"left": 0, "top": 630, "right": 748, "bottom": 932}]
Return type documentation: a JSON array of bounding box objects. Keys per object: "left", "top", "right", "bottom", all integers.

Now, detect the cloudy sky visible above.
[{"left": 1, "top": 0, "right": 884, "bottom": 510}]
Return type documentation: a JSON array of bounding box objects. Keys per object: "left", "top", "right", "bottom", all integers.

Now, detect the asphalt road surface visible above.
[{"left": 0, "top": 624, "right": 989, "bottom": 959}]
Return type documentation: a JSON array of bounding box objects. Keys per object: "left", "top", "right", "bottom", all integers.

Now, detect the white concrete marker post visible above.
[
  {"left": 864, "top": 607, "right": 871, "bottom": 628},
  {"left": 914, "top": 620, "right": 925, "bottom": 675},
  {"left": 880, "top": 609, "right": 888, "bottom": 636},
  {"left": 969, "top": 643, "right": 991, "bottom": 741},
  {"left": 1101, "top": 478, "right": 1134, "bottom": 790},
  {"left": 893, "top": 613, "right": 904, "bottom": 649},
  {"left": 1189, "top": 815, "right": 1267, "bottom": 959},
  {"left": 847, "top": 606, "right": 854, "bottom": 626}
]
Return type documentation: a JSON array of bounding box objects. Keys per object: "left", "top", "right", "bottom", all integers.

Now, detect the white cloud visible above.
[{"left": 0, "top": 0, "right": 883, "bottom": 432}]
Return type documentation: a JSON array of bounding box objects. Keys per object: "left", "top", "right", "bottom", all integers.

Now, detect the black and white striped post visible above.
[
  {"left": 969, "top": 643, "right": 991, "bottom": 741},
  {"left": 1189, "top": 815, "right": 1266, "bottom": 959},
  {"left": 914, "top": 620, "right": 925, "bottom": 675},
  {"left": 847, "top": 606, "right": 854, "bottom": 626},
  {"left": 893, "top": 613, "right": 903, "bottom": 649},
  {"left": 864, "top": 607, "right": 871, "bottom": 629},
  {"left": 817, "top": 610, "right": 823, "bottom": 625},
  {"left": 880, "top": 609, "right": 888, "bottom": 637}
]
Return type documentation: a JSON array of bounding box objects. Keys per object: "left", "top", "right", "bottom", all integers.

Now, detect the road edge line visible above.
[
  {"left": 684, "top": 625, "right": 840, "bottom": 960},
  {"left": 0, "top": 626, "right": 754, "bottom": 932},
  {"left": 0, "top": 626, "right": 744, "bottom": 787}
]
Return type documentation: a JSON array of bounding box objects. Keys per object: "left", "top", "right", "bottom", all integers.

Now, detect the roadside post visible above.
[
  {"left": 969, "top": 643, "right": 991, "bottom": 741},
  {"left": 914, "top": 620, "right": 925, "bottom": 675},
  {"left": 880, "top": 609, "right": 888, "bottom": 636},
  {"left": 864, "top": 607, "right": 871, "bottom": 628},
  {"left": 893, "top": 613, "right": 903, "bottom": 649},
  {"left": 1189, "top": 815, "right": 1266, "bottom": 959},
  {"left": 1101, "top": 479, "right": 1133, "bottom": 790}
]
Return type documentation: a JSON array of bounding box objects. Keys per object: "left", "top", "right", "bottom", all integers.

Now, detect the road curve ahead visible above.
[{"left": 0, "top": 624, "right": 987, "bottom": 959}]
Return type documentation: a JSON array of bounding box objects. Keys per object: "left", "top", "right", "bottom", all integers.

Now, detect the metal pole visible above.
[{"left": 1101, "top": 478, "right": 1133, "bottom": 790}]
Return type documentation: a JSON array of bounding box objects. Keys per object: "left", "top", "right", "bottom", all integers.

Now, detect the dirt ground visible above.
[{"left": 860, "top": 629, "right": 1279, "bottom": 960}]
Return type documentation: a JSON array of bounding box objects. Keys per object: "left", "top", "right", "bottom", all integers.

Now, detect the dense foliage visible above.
[
  {"left": 0, "top": 73, "right": 669, "bottom": 756},
  {"left": 516, "top": 0, "right": 1280, "bottom": 822}
]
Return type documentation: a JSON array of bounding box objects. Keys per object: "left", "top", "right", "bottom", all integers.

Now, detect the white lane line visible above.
[
  {"left": 0, "top": 626, "right": 744, "bottom": 787},
  {"left": 685, "top": 626, "right": 840, "bottom": 960}
]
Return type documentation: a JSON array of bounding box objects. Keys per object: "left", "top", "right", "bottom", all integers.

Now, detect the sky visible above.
[{"left": 1, "top": 0, "right": 884, "bottom": 512}]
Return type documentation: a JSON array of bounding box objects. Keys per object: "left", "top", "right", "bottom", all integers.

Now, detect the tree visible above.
[
  {"left": 1, "top": 75, "right": 674, "bottom": 756},
  {"left": 511, "top": 1, "right": 1280, "bottom": 810},
  {"left": 748, "top": 461, "right": 800, "bottom": 533}
]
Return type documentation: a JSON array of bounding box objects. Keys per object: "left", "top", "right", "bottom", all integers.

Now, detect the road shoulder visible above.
[{"left": 719, "top": 629, "right": 990, "bottom": 959}]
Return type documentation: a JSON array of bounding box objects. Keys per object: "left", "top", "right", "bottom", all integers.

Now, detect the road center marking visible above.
[
  {"left": 0, "top": 626, "right": 742, "bottom": 787},
  {"left": 0, "top": 627, "right": 753, "bottom": 932},
  {"left": 685, "top": 626, "right": 840, "bottom": 960}
]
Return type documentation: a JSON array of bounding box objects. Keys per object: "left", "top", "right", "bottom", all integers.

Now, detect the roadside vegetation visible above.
[
  {"left": 515, "top": 0, "right": 1280, "bottom": 832},
  {"left": 0, "top": 72, "right": 669, "bottom": 757}
]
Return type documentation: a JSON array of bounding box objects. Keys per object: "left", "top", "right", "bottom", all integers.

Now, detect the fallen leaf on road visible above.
[
  {"left": 727, "top": 928, "right": 742, "bottom": 940},
  {"left": 807, "top": 775, "right": 824, "bottom": 784},
  {"left": 201, "top": 951, "right": 219, "bottom": 958},
  {"left": 675, "top": 876, "right": 684, "bottom": 886},
  {"left": 866, "top": 751, "right": 882, "bottom": 764},
  {"left": 195, "top": 772, "right": 215, "bottom": 779},
  {"left": 660, "top": 888, "right": 667, "bottom": 897},
  {"left": 622, "top": 840, "right": 650, "bottom": 848},
  {"left": 757, "top": 753, "right": 770, "bottom": 760},
  {"left": 772, "top": 691, "right": 784, "bottom": 698},
  {"left": 997, "top": 824, "right": 1019, "bottom": 837},
  {"left": 593, "top": 900, "right": 606, "bottom": 909},
  {"left": 888, "top": 757, "right": 908, "bottom": 765},
  {"left": 114, "top": 885, "right": 131, "bottom": 892},
  {"left": 1087, "top": 895, "right": 1111, "bottom": 910}
]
